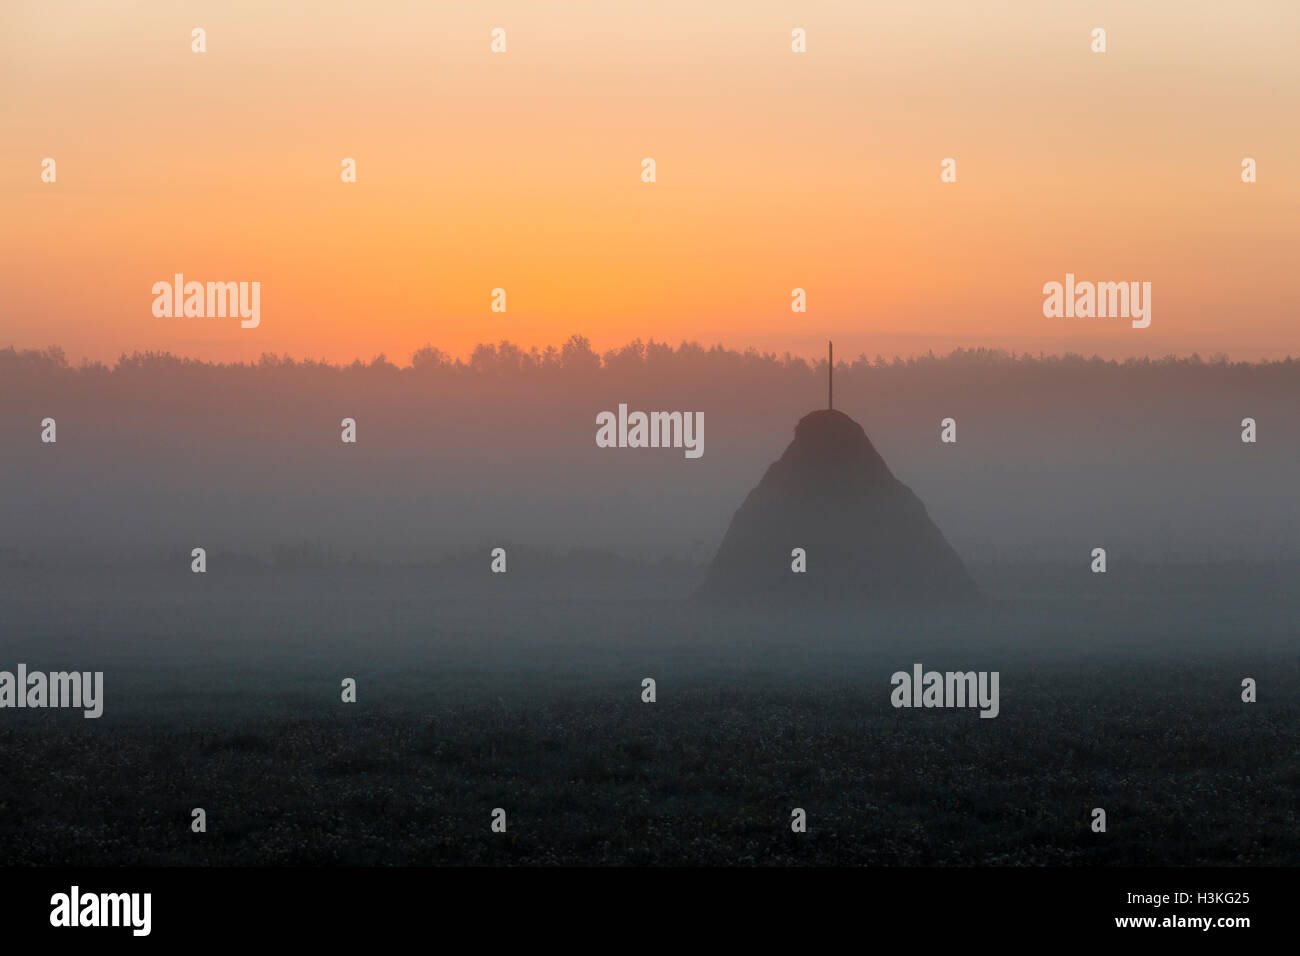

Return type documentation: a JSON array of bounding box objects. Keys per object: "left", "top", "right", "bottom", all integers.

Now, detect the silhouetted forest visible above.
[
  {"left": 2, "top": 339, "right": 1297, "bottom": 570},
  {"left": 3, "top": 338, "right": 1295, "bottom": 383}
]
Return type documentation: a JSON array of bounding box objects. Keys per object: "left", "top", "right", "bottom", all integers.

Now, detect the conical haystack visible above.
[{"left": 698, "top": 409, "right": 979, "bottom": 606}]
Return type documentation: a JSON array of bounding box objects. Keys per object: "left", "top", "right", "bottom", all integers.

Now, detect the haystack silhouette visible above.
[{"left": 698, "top": 407, "right": 979, "bottom": 607}]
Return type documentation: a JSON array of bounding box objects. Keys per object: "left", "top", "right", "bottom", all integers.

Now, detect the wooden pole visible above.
[{"left": 828, "top": 340, "right": 833, "bottom": 409}]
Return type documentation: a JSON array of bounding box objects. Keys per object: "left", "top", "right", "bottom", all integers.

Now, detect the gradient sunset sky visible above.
[{"left": 3, "top": 0, "right": 1297, "bottom": 365}]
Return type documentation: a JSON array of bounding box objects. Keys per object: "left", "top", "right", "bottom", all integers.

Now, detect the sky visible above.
[{"left": 2, "top": 0, "right": 1297, "bottom": 366}]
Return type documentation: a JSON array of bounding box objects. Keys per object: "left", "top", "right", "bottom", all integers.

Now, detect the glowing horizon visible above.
[{"left": 3, "top": 1, "right": 1297, "bottom": 366}]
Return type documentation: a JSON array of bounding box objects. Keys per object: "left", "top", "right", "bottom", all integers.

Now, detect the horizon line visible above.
[{"left": 3, "top": 339, "right": 1294, "bottom": 372}]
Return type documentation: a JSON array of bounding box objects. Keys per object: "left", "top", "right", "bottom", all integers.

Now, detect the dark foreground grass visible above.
[
  {"left": 0, "top": 569, "right": 1295, "bottom": 866},
  {"left": 0, "top": 662, "right": 1294, "bottom": 866}
]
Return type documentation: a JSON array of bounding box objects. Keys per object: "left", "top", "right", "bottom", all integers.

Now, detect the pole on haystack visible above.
[{"left": 828, "top": 340, "right": 833, "bottom": 410}]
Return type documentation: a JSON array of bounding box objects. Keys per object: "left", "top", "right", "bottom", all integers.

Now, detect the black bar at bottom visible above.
[{"left": 1, "top": 866, "right": 1283, "bottom": 942}]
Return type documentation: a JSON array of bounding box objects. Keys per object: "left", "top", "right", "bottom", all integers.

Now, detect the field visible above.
[{"left": 0, "top": 564, "right": 1296, "bottom": 866}]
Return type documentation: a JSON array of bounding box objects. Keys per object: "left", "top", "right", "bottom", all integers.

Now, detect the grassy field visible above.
[{"left": 0, "top": 566, "right": 1296, "bottom": 866}]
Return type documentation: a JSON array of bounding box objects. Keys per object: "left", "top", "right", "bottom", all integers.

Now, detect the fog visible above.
[
  {"left": 2, "top": 341, "right": 1297, "bottom": 867},
  {"left": 2, "top": 342, "right": 1296, "bottom": 574}
]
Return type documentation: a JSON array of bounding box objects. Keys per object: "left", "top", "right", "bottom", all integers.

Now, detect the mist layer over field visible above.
[
  {"left": 0, "top": 564, "right": 1294, "bottom": 866},
  {"left": 2, "top": 344, "right": 1295, "bottom": 864},
  {"left": 3, "top": 344, "right": 1297, "bottom": 570}
]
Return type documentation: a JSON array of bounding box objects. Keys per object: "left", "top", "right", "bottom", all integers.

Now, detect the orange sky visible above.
[{"left": 2, "top": 0, "right": 1297, "bottom": 365}]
